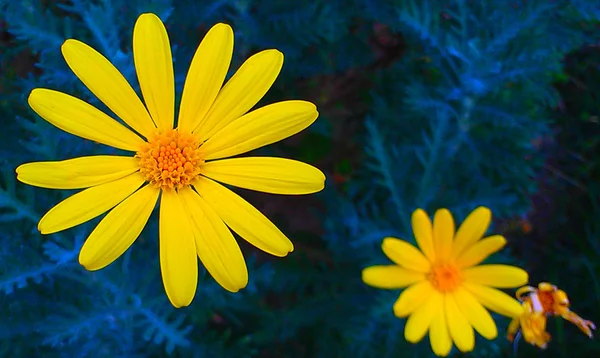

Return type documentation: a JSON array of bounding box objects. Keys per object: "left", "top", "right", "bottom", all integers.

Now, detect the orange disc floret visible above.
[
  {"left": 136, "top": 129, "right": 204, "bottom": 190},
  {"left": 427, "top": 262, "right": 462, "bottom": 293}
]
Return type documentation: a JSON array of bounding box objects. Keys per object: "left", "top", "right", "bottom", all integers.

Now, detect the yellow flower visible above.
[
  {"left": 362, "top": 207, "right": 528, "bottom": 356},
  {"left": 15, "top": 13, "right": 325, "bottom": 308},
  {"left": 507, "top": 282, "right": 596, "bottom": 349}
]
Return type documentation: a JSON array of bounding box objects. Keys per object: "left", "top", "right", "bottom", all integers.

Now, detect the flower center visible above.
[
  {"left": 136, "top": 129, "right": 204, "bottom": 190},
  {"left": 427, "top": 262, "right": 462, "bottom": 293}
]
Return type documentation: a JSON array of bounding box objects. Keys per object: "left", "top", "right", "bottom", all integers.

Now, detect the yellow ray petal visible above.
[
  {"left": 381, "top": 237, "right": 431, "bottom": 273},
  {"left": 433, "top": 208, "right": 454, "bottom": 261},
  {"left": 39, "top": 172, "right": 145, "bottom": 234},
  {"left": 393, "top": 280, "right": 434, "bottom": 318},
  {"left": 361, "top": 265, "right": 425, "bottom": 290},
  {"left": 445, "top": 293, "right": 475, "bottom": 353},
  {"left": 462, "top": 265, "right": 528, "bottom": 288},
  {"left": 429, "top": 302, "right": 452, "bottom": 357},
  {"left": 451, "top": 207, "right": 491, "bottom": 259},
  {"left": 16, "top": 156, "right": 139, "bottom": 189},
  {"left": 133, "top": 13, "right": 174, "bottom": 130},
  {"left": 200, "top": 157, "right": 325, "bottom": 195},
  {"left": 193, "top": 49, "right": 283, "bottom": 141},
  {"left": 28, "top": 89, "right": 144, "bottom": 151},
  {"left": 456, "top": 235, "right": 506, "bottom": 268},
  {"left": 193, "top": 176, "right": 293, "bottom": 256},
  {"left": 452, "top": 287, "right": 498, "bottom": 339},
  {"left": 404, "top": 290, "right": 442, "bottom": 343},
  {"left": 61, "top": 39, "right": 156, "bottom": 137},
  {"left": 412, "top": 209, "right": 436, "bottom": 262},
  {"left": 177, "top": 23, "right": 233, "bottom": 133},
  {"left": 79, "top": 184, "right": 159, "bottom": 271},
  {"left": 179, "top": 187, "right": 248, "bottom": 292},
  {"left": 201, "top": 100, "right": 318, "bottom": 160},
  {"left": 159, "top": 190, "right": 198, "bottom": 308},
  {"left": 463, "top": 282, "right": 525, "bottom": 318}
]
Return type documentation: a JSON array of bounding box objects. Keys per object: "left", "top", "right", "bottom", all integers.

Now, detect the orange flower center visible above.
[
  {"left": 136, "top": 129, "right": 204, "bottom": 190},
  {"left": 428, "top": 262, "right": 462, "bottom": 292}
]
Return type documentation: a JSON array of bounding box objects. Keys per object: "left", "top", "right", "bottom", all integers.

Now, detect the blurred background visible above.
[{"left": 0, "top": 0, "right": 599, "bottom": 357}]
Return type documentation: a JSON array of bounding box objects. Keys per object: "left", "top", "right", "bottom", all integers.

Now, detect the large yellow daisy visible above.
[
  {"left": 362, "top": 207, "right": 528, "bottom": 356},
  {"left": 15, "top": 13, "right": 325, "bottom": 308}
]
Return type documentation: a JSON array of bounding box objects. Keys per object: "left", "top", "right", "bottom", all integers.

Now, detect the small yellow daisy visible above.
[
  {"left": 16, "top": 13, "right": 325, "bottom": 308},
  {"left": 362, "top": 207, "right": 528, "bottom": 356}
]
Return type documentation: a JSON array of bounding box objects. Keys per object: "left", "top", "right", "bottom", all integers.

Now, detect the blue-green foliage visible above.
[{"left": 0, "top": 0, "right": 599, "bottom": 357}]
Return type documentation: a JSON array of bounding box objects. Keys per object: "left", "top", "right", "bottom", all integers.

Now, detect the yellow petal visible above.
[
  {"left": 201, "top": 100, "right": 318, "bottom": 160},
  {"left": 28, "top": 89, "right": 145, "bottom": 151},
  {"left": 194, "top": 49, "right": 283, "bottom": 141},
  {"left": 159, "top": 190, "right": 198, "bottom": 308},
  {"left": 200, "top": 157, "right": 325, "bottom": 195},
  {"left": 16, "top": 156, "right": 139, "bottom": 189},
  {"left": 381, "top": 237, "right": 431, "bottom": 273},
  {"left": 463, "top": 282, "right": 525, "bottom": 318},
  {"left": 61, "top": 39, "right": 156, "bottom": 138},
  {"left": 177, "top": 23, "right": 233, "bottom": 133},
  {"left": 445, "top": 294, "right": 475, "bottom": 353},
  {"left": 451, "top": 207, "right": 491, "bottom": 259},
  {"left": 452, "top": 287, "right": 498, "bottom": 339},
  {"left": 79, "top": 184, "right": 159, "bottom": 271},
  {"left": 361, "top": 265, "right": 425, "bottom": 289},
  {"left": 133, "top": 13, "right": 174, "bottom": 130},
  {"left": 507, "top": 316, "right": 521, "bottom": 342},
  {"left": 456, "top": 235, "right": 506, "bottom": 268},
  {"left": 433, "top": 208, "right": 454, "bottom": 261},
  {"left": 404, "top": 290, "right": 442, "bottom": 343},
  {"left": 463, "top": 264, "right": 528, "bottom": 288},
  {"left": 429, "top": 303, "right": 452, "bottom": 357},
  {"left": 412, "top": 209, "right": 436, "bottom": 262},
  {"left": 193, "top": 176, "right": 293, "bottom": 256},
  {"left": 179, "top": 187, "right": 248, "bottom": 292},
  {"left": 39, "top": 172, "right": 145, "bottom": 234},
  {"left": 393, "top": 280, "right": 434, "bottom": 318}
]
